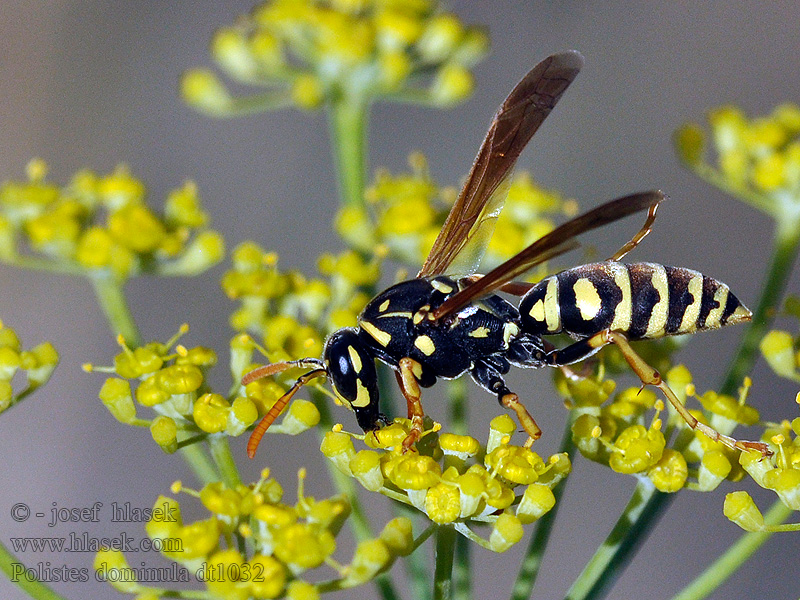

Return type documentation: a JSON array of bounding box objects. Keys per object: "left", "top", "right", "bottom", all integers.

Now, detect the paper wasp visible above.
[{"left": 245, "top": 51, "right": 769, "bottom": 458}]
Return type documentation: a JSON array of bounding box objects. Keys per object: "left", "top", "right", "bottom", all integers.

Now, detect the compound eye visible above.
[{"left": 324, "top": 329, "right": 381, "bottom": 431}]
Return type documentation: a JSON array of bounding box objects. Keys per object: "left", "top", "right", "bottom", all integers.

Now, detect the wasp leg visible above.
[
  {"left": 609, "top": 198, "right": 660, "bottom": 261},
  {"left": 471, "top": 357, "right": 542, "bottom": 447},
  {"left": 544, "top": 330, "right": 772, "bottom": 457},
  {"left": 396, "top": 358, "right": 427, "bottom": 453}
]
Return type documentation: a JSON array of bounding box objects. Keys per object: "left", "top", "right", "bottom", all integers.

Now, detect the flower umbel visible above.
[
  {"left": 321, "top": 419, "right": 570, "bottom": 552},
  {"left": 0, "top": 320, "right": 58, "bottom": 415},
  {"left": 336, "top": 153, "right": 578, "bottom": 272},
  {"left": 88, "top": 326, "right": 284, "bottom": 452},
  {"left": 95, "top": 469, "right": 416, "bottom": 597},
  {"left": 0, "top": 160, "right": 224, "bottom": 282},
  {"left": 182, "top": 0, "right": 488, "bottom": 116}
]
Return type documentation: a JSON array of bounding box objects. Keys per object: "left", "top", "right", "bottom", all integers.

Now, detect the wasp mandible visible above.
[{"left": 245, "top": 51, "right": 770, "bottom": 458}]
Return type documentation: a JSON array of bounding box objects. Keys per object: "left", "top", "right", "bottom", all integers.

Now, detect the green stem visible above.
[
  {"left": 178, "top": 444, "right": 220, "bottom": 486},
  {"left": 510, "top": 418, "right": 576, "bottom": 600},
  {"left": 433, "top": 525, "right": 456, "bottom": 600},
  {"left": 313, "top": 390, "right": 401, "bottom": 600},
  {"left": 565, "top": 479, "right": 662, "bottom": 600},
  {"left": 0, "top": 539, "right": 70, "bottom": 600},
  {"left": 89, "top": 273, "right": 140, "bottom": 347},
  {"left": 719, "top": 218, "right": 800, "bottom": 395},
  {"left": 447, "top": 378, "right": 468, "bottom": 436},
  {"left": 329, "top": 96, "right": 369, "bottom": 207},
  {"left": 314, "top": 392, "right": 373, "bottom": 541},
  {"left": 399, "top": 504, "right": 432, "bottom": 600},
  {"left": 671, "top": 500, "right": 793, "bottom": 600},
  {"left": 453, "top": 535, "right": 471, "bottom": 600},
  {"left": 208, "top": 435, "right": 242, "bottom": 488},
  {"left": 89, "top": 272, "right": 221, "bottom": 488},
  {"left": 446, "top": 379, "right": 470, "bottom": 600}
]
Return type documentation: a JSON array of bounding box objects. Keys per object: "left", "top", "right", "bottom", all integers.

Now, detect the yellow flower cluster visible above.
[
  {"left": 564, "top": 365, "right": 764, "bottom": 494},
  {"left": 95, "top": 471, "right": 414, "bottom": 598},
  {"left": 183, "top": 0, "right": 488, "bottom": 114},
  {"left": 320, "top": 415, "right": 570, "bottom": 552},
  {"left": 0, "top": 160, "right": 224, "bottom": 282},
  {"left": 222, "top": 242, "right": 382, "bottom": 359},
  {"left": 90, "top": 327, "right": 287, "bottom": 452},
  {"left": 0, "top": 320, "right": 58, "bottom": 414},
  {"left": 759, "top": 296, "right": 800, "bottom": 382},
  {"left": 336, "top": 153, "right": 577, "bottom": 273},
  {"left": 675, "top": 103, "right": 800, "bottom": 211},
  {"left": 725, "top": 398, "right": 800, "bottom": 531}
]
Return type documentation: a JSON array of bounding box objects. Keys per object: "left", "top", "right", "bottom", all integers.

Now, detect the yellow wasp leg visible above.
[
  {"left": 396, "top": 358, "right": 427, "bottom": 453},
  {"left": 588, "top": 330, "right": 772, "bottom": 457},
  {"left": 499, "top": 392, "right": 542, "bottom": 448},
  {"left": 608, "top": 196, "right": 661, "bottom": 261}
]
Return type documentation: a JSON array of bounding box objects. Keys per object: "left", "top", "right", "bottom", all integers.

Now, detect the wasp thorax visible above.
[{"left": 323, "top": 328, "right": 381, "bottom": 431}]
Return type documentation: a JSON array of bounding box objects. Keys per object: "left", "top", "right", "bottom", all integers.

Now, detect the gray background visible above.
[{"left": 1, "top": 1, "right": 799, "bottom": 599}]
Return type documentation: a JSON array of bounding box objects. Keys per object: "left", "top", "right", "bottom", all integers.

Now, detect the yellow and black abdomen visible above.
[{"left": 519, "top": 262, "right": 751, "bottom": 341}]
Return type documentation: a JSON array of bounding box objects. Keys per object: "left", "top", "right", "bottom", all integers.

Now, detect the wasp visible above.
[{"left": 245, "top": 51, "right": 770, "bottom": 458}]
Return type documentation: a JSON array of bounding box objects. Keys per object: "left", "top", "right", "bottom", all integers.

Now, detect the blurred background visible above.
[{"left": 1, "top": 1, "right": 799, "bottom": 598}]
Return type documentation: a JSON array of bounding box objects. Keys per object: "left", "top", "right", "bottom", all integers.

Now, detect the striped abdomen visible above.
[{"left": 519, "top": 262, "right": 751, "bottom": 340}]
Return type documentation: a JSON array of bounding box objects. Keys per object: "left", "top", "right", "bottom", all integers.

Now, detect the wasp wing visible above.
[
  {"left": 431, "top": 190, "right": 667, "bottom": 320},
  {"left": 418, "top": 51, "right": 584, "bottom": 278}
]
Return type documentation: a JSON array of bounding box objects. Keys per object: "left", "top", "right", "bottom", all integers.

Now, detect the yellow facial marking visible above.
[
  {"left": 378, "top": 299, "right": 390, "bottom": 312},
  {"left": 360, "top": 321, "right": 392, "bottom": 346},
  {"left": 609, "top": 263, "right": 632, "bottom": 332},
  {"left": 351, "top": 379, "right": 371, "bottom": 408},
  {"left": 468, "top": 326, "right": 490, "bottom": 338},
  {"left": 431, "top": 279, "right": 454, "bottom": 294},
  {"left": 644, "top": 264, "right": 668, "bottom": 338},
  {"left": 414, "top": 335, "right": 436, "bottom": 356},
  {"left": 347, "top": 345, "right": 363, "bottom": 374},
  {"left": 678, "top": 272, "right": 703, "bottom": 334}
]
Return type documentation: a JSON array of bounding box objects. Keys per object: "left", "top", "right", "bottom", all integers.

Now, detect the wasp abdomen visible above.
[{"left": 519, "top": 262, "right": 751, "bottom": 341}]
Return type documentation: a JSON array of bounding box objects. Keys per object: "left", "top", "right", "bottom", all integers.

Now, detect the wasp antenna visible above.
[
  {"left": 246, "top": 368, "right": 327, "bottom": 458},
  {"left": 241, "top": 358, "right": 324, "bottom": 385}
]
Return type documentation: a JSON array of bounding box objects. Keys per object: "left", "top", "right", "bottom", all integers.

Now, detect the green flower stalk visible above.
[{"left": 0, "top": 322, "right": 62, "bottom": 600}]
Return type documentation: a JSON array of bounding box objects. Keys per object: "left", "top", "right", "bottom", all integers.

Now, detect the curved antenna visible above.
[
  {"left": 246, "top": 367, "right": 327, "bottom": 458},
  {"left": 242, "top": 358, "right": 326, "bottom": 458},
  {"left": 242, "top": 358, "right": 324, "bottom": 385}
]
